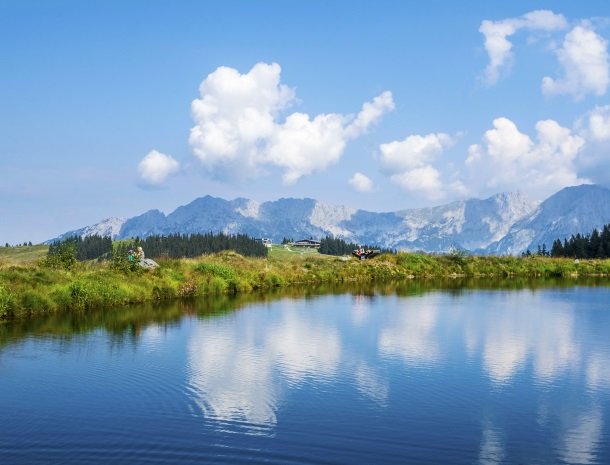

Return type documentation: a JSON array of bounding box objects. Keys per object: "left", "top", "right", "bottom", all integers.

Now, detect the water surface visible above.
[{"left": 1, "top": 282, "right": 610, "bottom": 464}]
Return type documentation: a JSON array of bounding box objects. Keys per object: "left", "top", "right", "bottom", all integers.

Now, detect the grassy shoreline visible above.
[{"left": 2, "top": 246, "right": 610, "bottom": 321}]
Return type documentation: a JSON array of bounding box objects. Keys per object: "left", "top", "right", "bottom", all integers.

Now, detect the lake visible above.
[{"left": 1, "top": 281, "right": 610, "bottom": 464}]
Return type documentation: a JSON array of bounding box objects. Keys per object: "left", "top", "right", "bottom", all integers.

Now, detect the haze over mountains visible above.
[{"left": 53, "top": 185, "right": 610, "bottom": 255}]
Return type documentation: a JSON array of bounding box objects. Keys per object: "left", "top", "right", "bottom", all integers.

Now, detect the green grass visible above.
[
  {"left": 267, "top": 245, "right": 329, "bottom": 260},
  {"left": 0, "top": 245, "right": 48, "bottom": 266},
  {"left": 1, "top": 248, "right": 610, "bottom": 321}
]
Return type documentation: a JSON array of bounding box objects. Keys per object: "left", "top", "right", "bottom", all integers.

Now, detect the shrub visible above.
[
  {"left": 111, "top": 242, "right": 140, "bottom": 273},
  {"left": 43, "top": 240, "right": 77, "bottom": 270}
]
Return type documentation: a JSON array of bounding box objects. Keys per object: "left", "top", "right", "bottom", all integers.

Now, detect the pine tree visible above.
[{"left": 551, "top": 239, "right": 563, "bottom": 257}]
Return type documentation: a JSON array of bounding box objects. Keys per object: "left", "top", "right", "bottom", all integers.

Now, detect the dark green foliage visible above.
[
  {"left": 45, "top": 239, "right": 77, "bottom": 269},
  {"left": 318, "top": 236, "right": 394, "bottom": 256},
  {"left": 111, "top": 241, "right": 140, "bottom": 273},
  {"left": 549, "top": 223, "right": 610, "bottom": 259},
  {"left": 48, "top": 235, "right": 113, "bottom": 262},
  {"left": 76, "top": 235, "right": 113, "bottom": 261},
  {"left": 138, "top": 233, "right": 267, "bottom": 258},
  {"left": 536, "top": 244, "right": 550, "bottom": 257}
]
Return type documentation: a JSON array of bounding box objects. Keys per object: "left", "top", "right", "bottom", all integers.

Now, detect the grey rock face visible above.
[
  {"left": 486, "top": 185, "right": 610, "bottom": 255},
  {"left": 50, "top": 185, "right": 610, "bottom": 255}
]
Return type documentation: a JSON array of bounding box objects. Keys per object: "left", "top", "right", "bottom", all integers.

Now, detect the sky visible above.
[{"left": 2, "top": 0, "right": 610, "bottom": 244}]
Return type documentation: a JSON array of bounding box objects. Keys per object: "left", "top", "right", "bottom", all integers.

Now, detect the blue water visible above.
[{"left": 1, "top": 285, "right": 610, "bottom": 464}]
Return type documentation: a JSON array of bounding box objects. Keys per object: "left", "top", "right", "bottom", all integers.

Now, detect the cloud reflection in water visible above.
[{"left": 184, "top": 287, "right": 610, "bottom": 461}]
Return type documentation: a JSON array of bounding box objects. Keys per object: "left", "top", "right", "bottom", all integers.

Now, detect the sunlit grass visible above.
[
  {"left": 267, "top": 245, "right": 331, "bottom": 260},
  {"left": 0, "top": 245, "right": 48, "bottom": 266},
  {"left": 1, "top": 248, "right": 610, "bottom": 321}
]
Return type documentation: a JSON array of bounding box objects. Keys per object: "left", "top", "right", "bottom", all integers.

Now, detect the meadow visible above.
[{"left": 1, "top": 244, "right": 610, "bottom": 321}]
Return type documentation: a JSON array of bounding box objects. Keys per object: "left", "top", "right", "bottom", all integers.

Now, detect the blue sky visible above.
[{"left": 2, "top": 0, "right": 610, "bottom": 244}]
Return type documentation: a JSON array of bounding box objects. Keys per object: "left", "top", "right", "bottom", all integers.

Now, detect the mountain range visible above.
[{"left": 52, "top": 184, "right": 610, "bottom": 255}]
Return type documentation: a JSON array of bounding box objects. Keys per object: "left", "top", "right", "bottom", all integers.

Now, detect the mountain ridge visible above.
[{"left": 51, "top": 185, "right": 610, "bottom": 255}]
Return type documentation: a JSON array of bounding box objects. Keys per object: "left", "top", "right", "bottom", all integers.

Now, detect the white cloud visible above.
[
  {"left": 189, "top": 62, "right": 294, "bottom": 175},
  {"left": 464, "top": 117, "right": 588, "bottom": 198},
  {"left": 379, "top": 132, "right": 453, "bottom": 173},
  {"left": 379, "top": 132, "right": 453, "bottom": 199},
  {"left": 137, "top": 150, "right": 180, "bottom": 187},
  {"left": 586, "top": 104, "right": 610, "bottom": 141},
  {"left": 390, "top": 166, "right": 443, "bottom": 199},
  {"left": 484, "top": 117, "right": 532, "bottom": 162},
  {"left": 480, "top": 10, "right": 567, "bottom": 85},
  {"left": 574, "top": 105, "right": 610, "bottom": 184},
  {"left": 344, "top": 91, "right": 395, "bottom": 138},
  {"left": 265, "top": 112, "right": 347, "bottom": 184},
  {"left": 188, "top": 62, "right": 393, "bottom": 183},
  {"left": 466, "top": 143, "right": 483, "bottom": 165},
  {"left": 349, "top": 172, "right": 374, "bottom": 192},
  {"left": 542, "top": 24, "right": 610, "bottom": 99}
]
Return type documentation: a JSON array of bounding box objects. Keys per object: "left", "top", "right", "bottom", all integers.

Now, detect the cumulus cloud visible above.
[
  {"left": 464, "top": 117, "right": 588, "bottom": 198},
  {"left": 137, "top": 150, "right": 180, "bottom": 187},
  {"left": 189, "top": 62, "right": 393, "bottom": 183},
  {"left": 480, "top": 10, "right": 567, "bottom": 85},
  {"left": 379, "top": 132, "right": 453, "bottom": 199},
  {"left": 586, "top": 104, "right": 610, "bottom": 141},
  {"left": 542, "top": 24, "right": 610, "bottom": 99},
  {"left": 189, "top": 62, "right": 294, "bottom": 175},
  {"left": 265, "top": 112, "right": 348, "bottom": 184},
  {"left": 390, "top": 166, "right": 443, "bottom": 198},
  {"left": 574, "top": 105, "right": 610, "bottom": 184},
  {"left": 349, "top": 172, "right": 374, "bottom": 192}
]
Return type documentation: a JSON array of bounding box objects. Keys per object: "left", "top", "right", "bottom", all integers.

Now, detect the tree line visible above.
[
  {"left": 47, "top": 232, "right": 268, "bottom": 262},
  {"left": 135, "top": 233, "right": 267, "bottom": 258},
  {"left": 318, "top": 235, "right": 394, "bottom": 256},
  {"left": 48, "top": 235, "right": 113, "bottom": 261},
  {"left": 548, "top": 224, "right": 610, "bottom": 259}
]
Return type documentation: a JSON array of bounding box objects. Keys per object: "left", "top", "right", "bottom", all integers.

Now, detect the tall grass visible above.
[{"left": 1, "top": 250, "right": 609, "bottom": 321}]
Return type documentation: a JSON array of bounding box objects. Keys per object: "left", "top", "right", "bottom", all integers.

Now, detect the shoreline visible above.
[{"left": 2, "top": 250, "right": 610, "bottom": 322}]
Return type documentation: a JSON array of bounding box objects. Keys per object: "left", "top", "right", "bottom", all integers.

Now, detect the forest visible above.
[
  {"left": 47, "top": 232, "right": 267, "bottom": 262},
  {"left": 548, "top": 224, "right": 610, "bottom": 259},
  {"left": 318, "top": 235, "right": 393, "bottom": 256}
]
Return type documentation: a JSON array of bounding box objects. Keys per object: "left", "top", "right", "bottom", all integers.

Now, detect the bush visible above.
[
  {"left": 43, "top": 240, "right": 77, "bottom": 270},
  {"left": 111, "top": 242, "right": 140, "bottom": 273}
]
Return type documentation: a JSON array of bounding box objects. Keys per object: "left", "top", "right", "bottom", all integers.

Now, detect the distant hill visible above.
[{"left": 51, "top": 184, "right": 610, "bottom": 255}]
